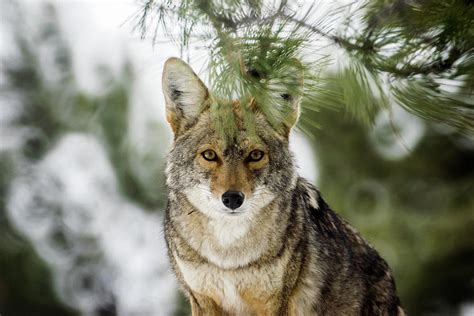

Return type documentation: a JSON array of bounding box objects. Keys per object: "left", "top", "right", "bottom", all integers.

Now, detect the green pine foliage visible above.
[
  {"left": 346, "top": 0, "right": 474, "bottom": 132},
  {"left": 135, "top": 0, "right": 474, "bottom": 135},
  {"left": 136, "top": 0, "right": 329, "bottom": 137}
]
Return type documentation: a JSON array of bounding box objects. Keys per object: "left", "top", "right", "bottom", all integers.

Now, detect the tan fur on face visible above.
[
  {"left": 210, "top": 162, "right": 253, "bottom": 197},
  {"left": 196, "top": 140, "right": 269, "bottom": 199}
]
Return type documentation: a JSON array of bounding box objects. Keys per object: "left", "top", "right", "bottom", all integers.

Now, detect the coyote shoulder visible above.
[{"left": 163, "top": 57, "right": 404, "bottom": 315}]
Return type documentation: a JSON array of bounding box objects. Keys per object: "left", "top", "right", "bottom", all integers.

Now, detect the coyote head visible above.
[{"left": 163, "top": 58, "right": 303, "bottom": 219}]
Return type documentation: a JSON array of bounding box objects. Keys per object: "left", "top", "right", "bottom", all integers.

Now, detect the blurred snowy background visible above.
[{"left": 0, "top": 1, "right": 473, "bottom": 316}]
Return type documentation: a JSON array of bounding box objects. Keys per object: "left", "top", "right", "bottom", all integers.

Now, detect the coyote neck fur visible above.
[{"left": 166, "top": 173, "right": 300, "bottom": 270}]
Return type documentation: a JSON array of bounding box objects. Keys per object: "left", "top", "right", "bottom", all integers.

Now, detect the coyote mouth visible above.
[
  {"left": 226, "top": 210, "right": 246, "bottom": 216},
  {"left": 215, "top": 206, "right": 247, "bottom": 216}
]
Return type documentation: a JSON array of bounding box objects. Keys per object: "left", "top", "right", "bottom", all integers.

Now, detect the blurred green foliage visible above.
[
  {"left": 1, "top": 2, "right": 168, "bottom": 314},
  {"left": 301, "top": 107, "right": 474, "bottom": 315}
]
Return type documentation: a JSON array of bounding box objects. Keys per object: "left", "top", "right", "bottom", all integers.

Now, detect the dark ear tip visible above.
[{"left": 247, "top": 68, "right": 263, "bottom": 80}]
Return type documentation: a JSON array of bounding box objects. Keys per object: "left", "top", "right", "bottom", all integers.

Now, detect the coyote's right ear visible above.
[{"left": 162, "top": 57, "right": 209, "bottom": 135}]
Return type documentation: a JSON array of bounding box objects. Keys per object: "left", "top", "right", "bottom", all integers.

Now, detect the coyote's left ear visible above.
[
  {"left": 268, "top": 61, "right": 304, "bottom": 136},
  {"left": 281, "top": 77, "right": 303, "bottom": 135},
  {"left": 162, "top": 57, "right": 209, "bottom": 135}
]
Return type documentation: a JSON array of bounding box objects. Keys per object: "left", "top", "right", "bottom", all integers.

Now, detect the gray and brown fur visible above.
[{"left": 163, "top": 57, "right": 404, "bottom": 315}]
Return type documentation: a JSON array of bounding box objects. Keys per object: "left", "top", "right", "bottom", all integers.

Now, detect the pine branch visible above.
[{"left": 134, "top": 0, "right": 474, "bottom": 135}]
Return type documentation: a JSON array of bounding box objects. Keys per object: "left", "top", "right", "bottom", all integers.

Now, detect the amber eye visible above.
[
  {"left": 248, "top": 150, "right": 264, "bottom": 162},
  {"left": 201, "top": 149, "right": 218, "bottom": 161}
]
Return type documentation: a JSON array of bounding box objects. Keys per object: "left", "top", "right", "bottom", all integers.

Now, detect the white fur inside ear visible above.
[{"left": 162, "top": 58, "right": 208, "bottom": 118}]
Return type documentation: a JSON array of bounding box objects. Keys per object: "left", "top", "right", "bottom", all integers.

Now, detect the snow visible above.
[{"left": 7, "top": 134, "right": 177, "bottom": 315}]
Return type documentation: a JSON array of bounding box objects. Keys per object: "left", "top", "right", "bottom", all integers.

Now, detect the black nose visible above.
[{"left": 222, "top": 191, "right": 245, "bottom": 210}]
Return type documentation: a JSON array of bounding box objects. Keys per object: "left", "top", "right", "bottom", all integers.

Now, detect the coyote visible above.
[{"left": 163, "top": 57, "right": 404, "bottom": 315}]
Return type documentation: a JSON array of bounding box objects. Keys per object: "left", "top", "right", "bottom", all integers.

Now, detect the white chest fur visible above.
[
  {"left": 209, "top": 216, "right": 251, "bottom": 247},
  {"left": 197, "top": 219, "right": 267, "bottom": 269},
  {"left": 175, "top": 253, "right": 290, "bottom": 314},
  {"left": 175, "top": 256, "right": 252, "bottom": 314}
]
